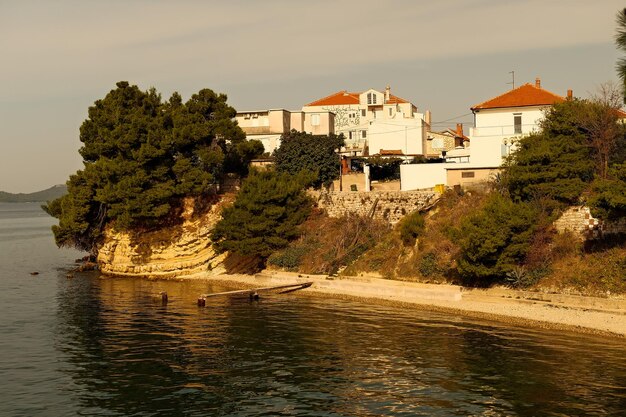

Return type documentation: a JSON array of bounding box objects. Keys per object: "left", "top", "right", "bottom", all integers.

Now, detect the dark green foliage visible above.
[
  {"left": 273, "top": 130, "right": 344, "bottom": 188},
  {"left": 505, "top": 100, "right": 595, "bottom": 206},
  {"left": 365, "top": 156, "right": 402, "bottom": 181},
  {"left": 398, "top": 210, "right": 425, "bottom": 246},
  {"left": 418, "top": 252, "right": 440, "bottom": 277},
  {"left": 211, "top": 169, "right": 313, "bottom": 261},
  {"left": 44, "top": 82, "right": 261, "bottom": 252},
  {"left": 268, "top": 243, "right": 315, "bottom": 270},
  {"left": 589, "top": 163, "right": 626, "bottom": 220},
  {"left": 453, "top": 194, "right": 540, "bottom": 282},
  {"left": 616, "top": 8, "right": 626, "bottom": 102}
]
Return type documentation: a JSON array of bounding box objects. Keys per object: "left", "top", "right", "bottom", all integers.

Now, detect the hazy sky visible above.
[{"left": 1, "top": 0, "right": 623, "bottom": 192}]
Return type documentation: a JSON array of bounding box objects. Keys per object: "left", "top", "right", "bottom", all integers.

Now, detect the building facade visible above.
[
  {"left": 469, "top": 78, "right": 570, "bottom": 166},
  {"left": 302, "top": 86, "right": 431, "bottom": 157},
  {"left": 235, "top": 109, "right": 334, "bottom": 155}
]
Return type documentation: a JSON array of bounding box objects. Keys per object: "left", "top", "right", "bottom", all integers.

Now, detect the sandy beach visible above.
[{"left": 191, "top": 271, "right": 626, "bottom": 338}]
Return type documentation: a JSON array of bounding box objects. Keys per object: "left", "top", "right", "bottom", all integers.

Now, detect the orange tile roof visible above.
[
  {"left": 471, "top": 83, "right": 565, "bottom": 111},
  {"left": 386, "top": 94, "right": 409, "bottom": 104},
  {"left": 306, "top": 89, "right": 412, "bottom": 107},
  {"left": 306, "top": 90, "right": 360, "bottom": 106}
]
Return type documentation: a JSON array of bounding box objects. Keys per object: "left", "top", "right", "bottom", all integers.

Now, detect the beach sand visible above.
[{"left": 187, "top": 271, "right": 626, "bottom": 338}]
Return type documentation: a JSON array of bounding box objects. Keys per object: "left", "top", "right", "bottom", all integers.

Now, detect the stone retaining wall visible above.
[
  {"left": 554, "top": 206, "right": 626, "bottom": 239},
  {"left": 314, "top": 190, "right": 439, "bottom": 224}
]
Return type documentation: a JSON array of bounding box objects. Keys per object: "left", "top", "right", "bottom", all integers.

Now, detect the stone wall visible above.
[
  {"left": 554, "top": 206, "right": 626, "bottom": 240},
  {"left": 315, "top": 190, "right": 439, "bottom": 224}
]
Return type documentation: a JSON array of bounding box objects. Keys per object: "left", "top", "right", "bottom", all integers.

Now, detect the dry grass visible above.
[
  {"left": 267, "top": 190, "right": 626, "bottom": 296},
  {"left": 268, "top": 208, "right": 390, "bottom": 275},
  {"left": 343, "top": 190, "right": 489, "bottom": 283}
]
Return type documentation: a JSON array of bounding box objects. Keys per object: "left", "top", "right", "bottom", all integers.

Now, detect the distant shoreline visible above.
[
  {"left": 181, "top": 271, "right": 626, "bottom": 338},
  {"left": 0, "top": 185, "right": 66, "bottom": 203}
]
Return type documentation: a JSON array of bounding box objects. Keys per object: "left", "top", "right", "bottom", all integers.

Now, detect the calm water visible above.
[{"left": 0, "top": 203, "right": 625, "bottom": 416}]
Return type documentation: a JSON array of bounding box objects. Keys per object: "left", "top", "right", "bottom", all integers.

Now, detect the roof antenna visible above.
[{"left": 507, "top": 71, "right": 515, "bottom": 90}]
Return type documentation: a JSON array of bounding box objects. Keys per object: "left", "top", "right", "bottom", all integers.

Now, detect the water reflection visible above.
[{"left": 55, "top": 273, "right": 626, "bottom": 416}]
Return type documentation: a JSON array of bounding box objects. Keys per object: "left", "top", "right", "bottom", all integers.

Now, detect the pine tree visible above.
[{"left": 45, "top": 82, "right": 262, "bottom": 252}]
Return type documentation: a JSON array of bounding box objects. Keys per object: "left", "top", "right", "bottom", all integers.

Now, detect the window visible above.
[
  {"left": 367, "top": 93, "right": 377, "bottom": 105},
  {"left": 389, "top": 108, "right": 392, "bottom": 116},
  {"left": 461, "top": 171, "right": 475, "bottom": 178},
  {"left": 311, "top": 114, "right": 320, "bottom": 126},
  {"left": 514, "top": 114, "right": 522, "bottom": 134},
  {"left": 361, "top": 130, "right": 367, "bottom": 139},
  {"left": 349, "top": 131, "right": 354, "bottom": 140},
  {"left": 361, "top": 109, "right": 366, "bottom": 117}
]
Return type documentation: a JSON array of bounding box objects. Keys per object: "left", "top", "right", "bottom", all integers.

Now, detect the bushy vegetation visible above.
[
  {"left": 211, "top": 169, "right": 313, "bottom": 267},
  {"left": 273, "top": 130, "right": 344, "bottom": 188},
  {"left": 398, "top": 210, "right": 425, "bottom": 246},
  {"left": 44, "top": 82, "right": 262, "bottom": 253},
  {"left": 268, "top": 210, "right": 389, "bottom": 275},
  {"left": 451, "top": 194, "right": 542, "bottom": 283}
]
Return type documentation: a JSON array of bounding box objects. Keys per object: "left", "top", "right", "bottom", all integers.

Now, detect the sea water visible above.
[{"left": 0, "top": 202, "right": 625, "bottom": 416}]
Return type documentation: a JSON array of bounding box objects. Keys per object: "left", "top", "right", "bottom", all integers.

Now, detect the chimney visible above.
[
  {"left": 567, "top": 89, "right": 573, "bottom": 100},
  {"left": 385, "top": 85, "right": 390, "bottom": 102},
  {"left": 425, "top": 110, "right": 431, "bottom": 126},
  {"left": 456, "top": 123, "right": 463, "bottom": 137},
  {"left": 535, "top": 77, "right": 541, "bottom": 88}
]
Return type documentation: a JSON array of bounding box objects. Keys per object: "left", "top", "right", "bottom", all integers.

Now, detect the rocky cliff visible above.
[{"left": 97, "top": 196, "right": 231, "bottom": 278}]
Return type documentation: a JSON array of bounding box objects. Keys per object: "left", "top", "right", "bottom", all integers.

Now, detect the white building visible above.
[
  {"left": 235, "top": 109, "right": 334, "bottom": 155},
  {"left": 469, "top": 78, "right": 571, "bottom": 166},
  {"left": 302, "top": 86, "right": 431, "bottom": 157}
]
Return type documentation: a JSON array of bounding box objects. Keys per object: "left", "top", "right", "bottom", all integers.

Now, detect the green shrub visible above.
[
  {"left": 452, "top": 194, "right": 540, "bottom": 283},
  {"left": 211, "top": 169, "right": 313, "bottom": 262},
  {"left": 399, "top": 211, "right": 425, "bottom": 246},
  {"left": 418, "top": 252, "right": 440, "bottom": 277},
  {"left": 268, "top": 244, "right": 313, "bottom": 270}
]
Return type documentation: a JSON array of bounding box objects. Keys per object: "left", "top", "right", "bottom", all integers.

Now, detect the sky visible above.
[{"left": 0, "top": 0, "right": 624, "bottom": 192}]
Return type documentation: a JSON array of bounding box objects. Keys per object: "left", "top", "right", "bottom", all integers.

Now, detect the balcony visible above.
[{"left": 470, "top": 123, "right": 537, "bottom": 138}]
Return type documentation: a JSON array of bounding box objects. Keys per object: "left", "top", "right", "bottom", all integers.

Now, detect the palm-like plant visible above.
[{"left": 616, "top": 8, "right": 626, "bottom": 102}]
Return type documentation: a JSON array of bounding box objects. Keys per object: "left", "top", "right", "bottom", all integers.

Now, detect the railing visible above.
[{"left": 470, "top": 124, "right": 538, "bottom": 138}]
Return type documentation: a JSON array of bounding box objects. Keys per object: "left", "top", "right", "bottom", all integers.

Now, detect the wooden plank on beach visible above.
[{"left": 200, "top": 282, "right": 312, "bottom": 299}]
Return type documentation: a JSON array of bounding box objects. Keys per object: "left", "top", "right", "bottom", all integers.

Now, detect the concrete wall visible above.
[
  {"left": 371, "top": 180, "right": 400, "bottom": 191},
  {"left": 400, "top": 164, "right": 447, "bottom": 191},
  {"left": 316, "top": 190, "right": 439, "bottom": 224},
  {"left": 303, "top": 112, "right": 335, "bottom": 135},
  {"left": 446, "top": 166, "right": 500, "bottom": 188},
  {"left": 368, "top": 117, "right": 425, "bottom": 155},
  {"left": 331, "top": 172, "right": 366, "bottom": 192}
]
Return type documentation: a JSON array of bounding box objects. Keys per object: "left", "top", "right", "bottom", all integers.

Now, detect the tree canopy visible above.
[
  {"left": 616, "top": 8, "right": 626, "bottom": 102},
  {"left": 44, "top": 82, "right": 262, "bottom": 253},
  {"left": 504, "top": 96, "right": 626, "bottom": 214},
  {"left": 273, "top": 130, "right": 344, "bottom": 188},
  {"left": 211, "top": 169, "right": 313, "bottom": 263}
]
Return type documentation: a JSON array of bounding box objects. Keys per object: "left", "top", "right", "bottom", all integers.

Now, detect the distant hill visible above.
[{"left": 0, "top": 184, "right": 67, "bottom": 203}]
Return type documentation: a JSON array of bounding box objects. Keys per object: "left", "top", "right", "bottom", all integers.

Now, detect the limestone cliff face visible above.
[{"left": 97, "top": 197, "right": 230, "bottom": 278}]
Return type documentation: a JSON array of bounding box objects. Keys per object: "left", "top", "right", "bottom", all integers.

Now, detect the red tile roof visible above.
[
  {"left": 386, "top": 94, "right": 409, "bottom": 104},
  {"left": 471, "top": 83, "right": 565, "bottom": 111},
  {"left": 306, "top": 90, "right": 360, "bottom": 106},
  {"left": 306, "top": 90, "right": 411, "bottom": 107}
]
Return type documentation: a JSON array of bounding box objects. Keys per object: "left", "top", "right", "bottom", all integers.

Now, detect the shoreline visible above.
[{"left": 184, "top": 270, "right": 626, "bottom": 338}]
